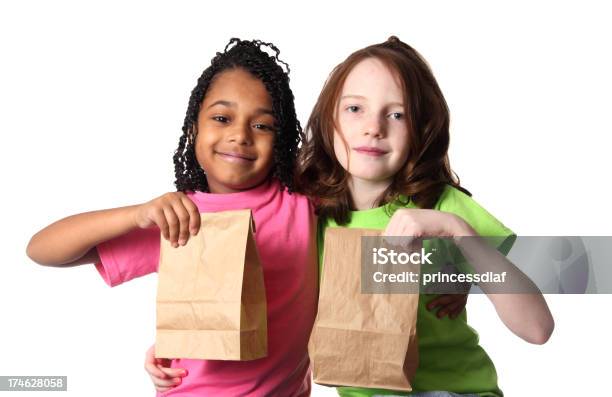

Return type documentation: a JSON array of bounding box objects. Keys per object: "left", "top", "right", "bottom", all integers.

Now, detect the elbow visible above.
[
  {"left": 526, "top": 317, "right": 555, "bottom": 345},
  {"left": 26, "top": 235, "right": 49, "bottom": 266},
  {"left": 26, "top": 236, "right": 41, "bottom": 265}
]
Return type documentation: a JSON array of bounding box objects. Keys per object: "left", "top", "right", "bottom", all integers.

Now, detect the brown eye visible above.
[
  {"left": 212, "top": 115, "right": 229, "bottom": 123},
  {"left": 253, "top": 123, "right": 276, "bottom": 132}
]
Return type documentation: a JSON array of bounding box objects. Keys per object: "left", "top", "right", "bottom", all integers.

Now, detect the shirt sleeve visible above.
[
  {"left": 436, "top": 185, "right": 517, "bottom": 274},
  {"left": 94, "top": 227, "right": 160, "bottom": 287}
]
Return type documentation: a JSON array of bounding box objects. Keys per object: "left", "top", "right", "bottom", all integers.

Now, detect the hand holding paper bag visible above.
[{"left": 155, "top": 209, "right": 267, "bottom": 361}]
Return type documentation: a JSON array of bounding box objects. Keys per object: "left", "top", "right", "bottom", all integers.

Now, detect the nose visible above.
[
  {"left": 227, "top": 122, "right": 253, "bottom": 145},
  {"left": 363, "top": 114, "right": 385, "bottom": 139}
]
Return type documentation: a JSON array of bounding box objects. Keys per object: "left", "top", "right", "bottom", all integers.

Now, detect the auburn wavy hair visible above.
[{"left": 296, "top": 36, "right": 471, "bottom": 225}]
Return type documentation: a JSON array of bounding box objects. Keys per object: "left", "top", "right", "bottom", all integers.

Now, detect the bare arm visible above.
[
  {"left": 26, "top": 192, "right": 202, "bottom": 267},
  {"left": 385, "top": 208, "right": 555, "bottom": 345},
  {"left": 453, "top": 231, "right": 555, "bottom": 345},
  {"left": 26, "top": 205, "right": 140, "bottom": 267}
]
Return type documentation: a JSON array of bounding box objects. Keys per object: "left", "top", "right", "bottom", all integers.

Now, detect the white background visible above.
[{"left": 1, "top": 1, "right": 611, "bottom": 396}]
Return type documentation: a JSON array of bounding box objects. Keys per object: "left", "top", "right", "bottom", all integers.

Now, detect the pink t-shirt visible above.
[{"left": 95, "top": 178, "right": 318, "bottom": 397}]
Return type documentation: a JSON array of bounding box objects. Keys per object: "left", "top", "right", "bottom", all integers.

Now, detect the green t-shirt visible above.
[{"left": 316, "top": 184, "right": 516, "bottom": 397}]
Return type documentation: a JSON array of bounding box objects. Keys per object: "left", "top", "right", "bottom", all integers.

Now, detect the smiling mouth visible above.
[
  {"left": 215, "top": 151, "right": 256, "bottom": 163},
  {"left": 353, "top": 147, "right": 389, "bottom": 157}
]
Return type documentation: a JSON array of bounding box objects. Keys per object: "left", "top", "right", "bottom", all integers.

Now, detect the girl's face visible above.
[
  {"left": 333, "top": 57, "right": 409, "bottom": 184},
  {"left": 195, "top": 68, "right": 276, "bottom": 193}
]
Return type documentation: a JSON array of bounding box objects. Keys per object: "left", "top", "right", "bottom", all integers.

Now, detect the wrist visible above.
[
  {"left": 126, "top": 204, "right": 143, "bottom": 229},
  {"left": 451, "top": 215, "right": 477, "bottom": 243}
]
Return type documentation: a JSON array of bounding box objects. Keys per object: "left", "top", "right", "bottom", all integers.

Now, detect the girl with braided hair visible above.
[{"left": 27, "top": 38, "right": 317, "bottom": 397}]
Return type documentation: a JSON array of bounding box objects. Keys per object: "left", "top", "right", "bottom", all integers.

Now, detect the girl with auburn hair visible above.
[{"left": 297, "top": 36, "right": 553, "bottom": 397}]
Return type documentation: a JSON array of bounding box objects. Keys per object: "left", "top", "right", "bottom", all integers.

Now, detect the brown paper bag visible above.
[
  {"left": 155, "top": 209, "right": 267, "bottom": 361},
  {"left": 309, "top": 227, "right": 419, "bottom": 391}
]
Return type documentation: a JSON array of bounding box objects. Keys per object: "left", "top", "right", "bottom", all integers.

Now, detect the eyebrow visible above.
[
  {"left": 340, "top": 95, "right": 404, "bottom": 107},
  {"left": 206, "top": 100, "right": 274, "bottom": 116},
  {"left": 341, "top": 94, "right": 365, "bottom": 100}
]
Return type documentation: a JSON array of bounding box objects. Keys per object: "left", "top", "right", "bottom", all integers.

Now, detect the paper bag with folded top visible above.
[
  {"left": 155, "top": 209, "right": 267, "bottom": 361},
  {"left": 309, "top": 227, "right": 420, "bottom": 391}
]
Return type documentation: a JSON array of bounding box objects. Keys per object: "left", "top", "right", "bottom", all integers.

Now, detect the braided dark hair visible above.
[{"left": 173, "top": 38, "right": 303, "bottom": 193}]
